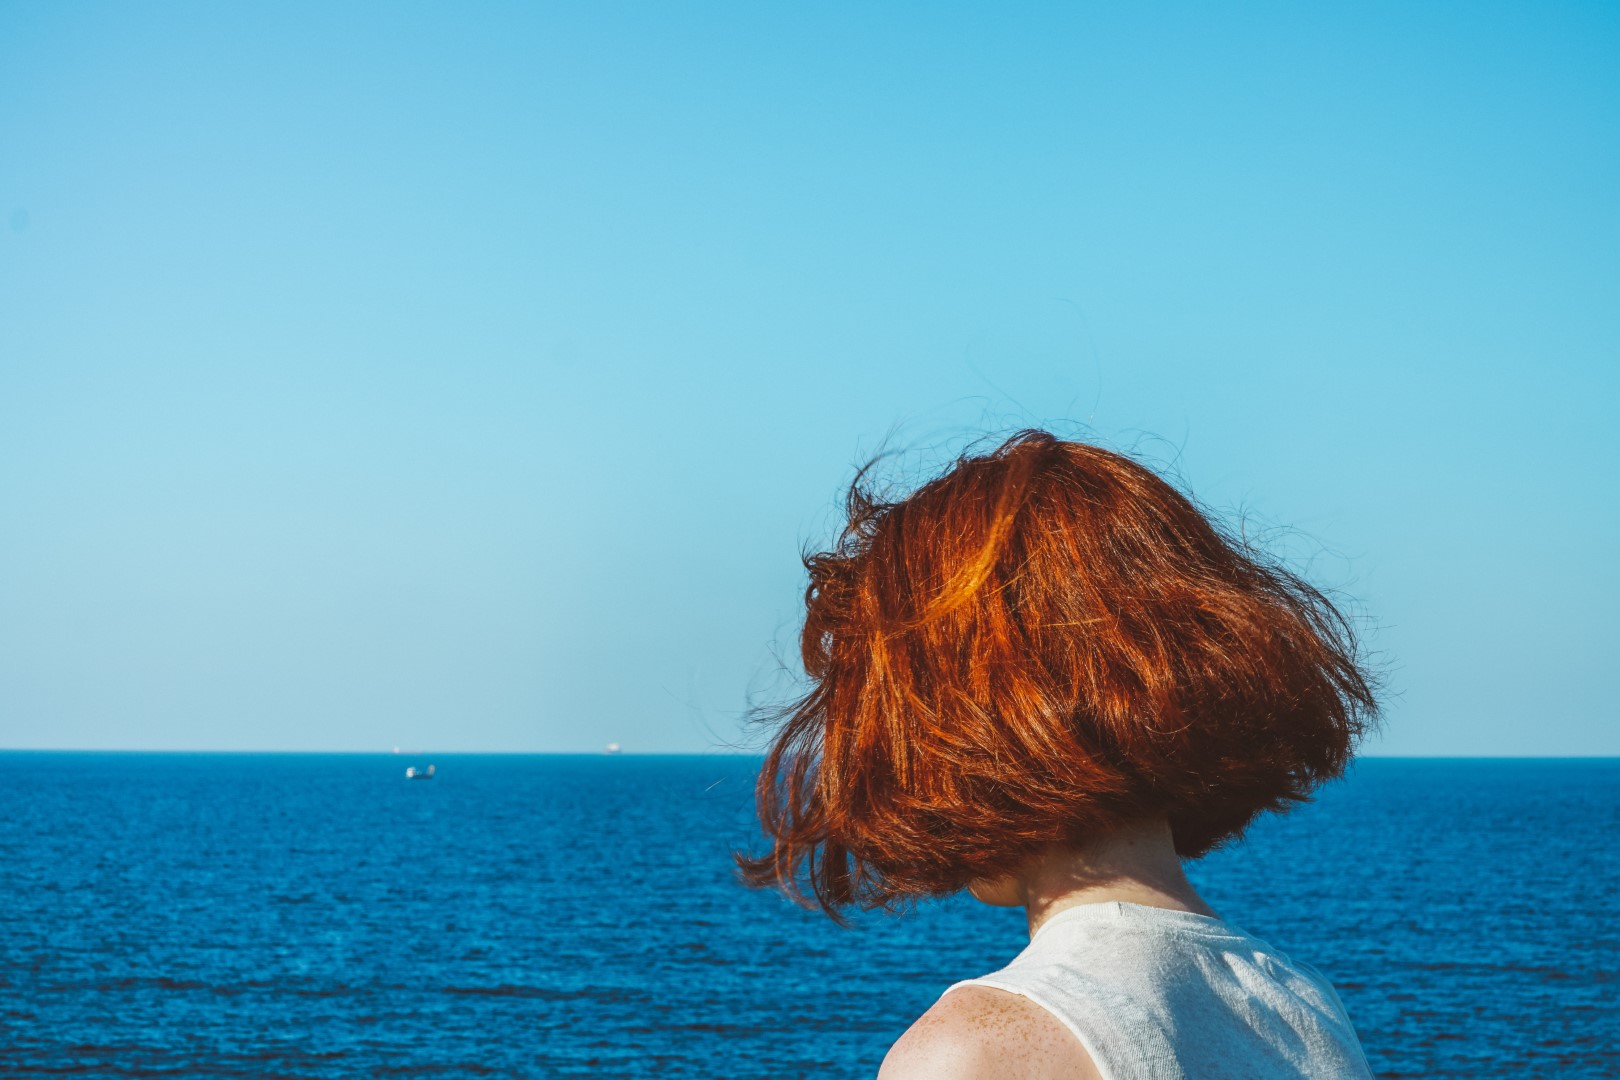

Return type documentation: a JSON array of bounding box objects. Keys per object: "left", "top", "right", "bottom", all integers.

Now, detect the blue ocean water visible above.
[{"left": 1, "top": 753, "right": 1614, "bottom": 1078}]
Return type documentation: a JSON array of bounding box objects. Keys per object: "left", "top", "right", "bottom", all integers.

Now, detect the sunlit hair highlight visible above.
[{"left": 735, "top": 429, "right": 1381, "bottom": 918}]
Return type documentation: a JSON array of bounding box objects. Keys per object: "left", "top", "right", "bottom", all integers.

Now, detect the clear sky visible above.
[{"left": 1, "top": 3, "right": 1615, "bottom": 755}]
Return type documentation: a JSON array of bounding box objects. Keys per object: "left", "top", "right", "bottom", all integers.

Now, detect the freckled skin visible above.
[
  {"left": 878, "top": 815, "right": 1213, "bottom": 1079},
  {"left": 878, "top": 985, "right": 1104, "bottom": 1080}
]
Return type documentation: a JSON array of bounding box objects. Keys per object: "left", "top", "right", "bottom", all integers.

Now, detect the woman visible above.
[{"left": 737, "top": 430, "right": 1380, "bottom": 1079}]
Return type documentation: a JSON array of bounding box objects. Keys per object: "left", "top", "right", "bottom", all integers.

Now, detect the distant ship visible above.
[
  {"left": 405, "top": 764, "right": 436, "bottom": 780},
  {"left": 604, "top": 743, "right": 622, "bottom": 755}
]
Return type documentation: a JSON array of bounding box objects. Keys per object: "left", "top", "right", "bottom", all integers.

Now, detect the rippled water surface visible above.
[{"left": 2, "top": 753, "right": 1615, "bottom": 1077}]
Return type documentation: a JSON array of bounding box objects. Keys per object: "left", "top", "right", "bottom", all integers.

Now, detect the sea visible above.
[{"left": 1, "top": 753, "right": 1614, "bottom": 1078}]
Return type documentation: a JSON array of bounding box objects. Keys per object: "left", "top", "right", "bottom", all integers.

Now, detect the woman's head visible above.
[{"left": 737, "top": 429, "right": 1381, "bottom": 917}]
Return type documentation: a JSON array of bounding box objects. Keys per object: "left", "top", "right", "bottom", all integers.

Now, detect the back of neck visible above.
[{"left": 1016, "top": 817, "right": 1218, "bottom": 939}]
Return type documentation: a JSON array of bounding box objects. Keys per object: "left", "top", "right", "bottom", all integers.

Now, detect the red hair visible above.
[{"left": 736, "top": 430, "right": 1381, "bottom": 917}]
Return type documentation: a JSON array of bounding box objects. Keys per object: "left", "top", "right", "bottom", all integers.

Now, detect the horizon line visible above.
[{"left": 0, "top": 748, "right": 1615, "bottom": 760}]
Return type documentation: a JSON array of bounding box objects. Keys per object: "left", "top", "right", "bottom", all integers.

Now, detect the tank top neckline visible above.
[{"left": 1030, "top": 900, "right": 1243, "bottom": 944}]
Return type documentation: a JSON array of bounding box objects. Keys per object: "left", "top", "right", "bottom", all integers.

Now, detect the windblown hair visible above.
[{"left": 736, "top": 429, "right": 1380, "bottom": 917}]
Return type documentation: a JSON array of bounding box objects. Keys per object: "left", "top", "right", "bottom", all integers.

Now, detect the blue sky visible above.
[{"left": 1, "top": 3, "right": 1615, "bottom": 755}]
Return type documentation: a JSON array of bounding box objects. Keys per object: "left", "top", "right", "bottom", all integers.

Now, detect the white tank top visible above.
[{"left": 943, "top": 901, "right": 1374, "bottom": 1080}]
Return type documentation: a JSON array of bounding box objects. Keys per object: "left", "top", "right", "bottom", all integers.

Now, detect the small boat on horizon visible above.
[
  {"left": 604, "top": 742, "right": 622, "bottom": 755},
  {"left": 405, "top": 764, "right": 436, "bottom": 780}
]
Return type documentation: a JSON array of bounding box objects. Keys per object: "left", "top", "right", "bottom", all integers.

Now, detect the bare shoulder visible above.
[{"left": 877, "top": 984, "right": 1102, "bottom": 1080}]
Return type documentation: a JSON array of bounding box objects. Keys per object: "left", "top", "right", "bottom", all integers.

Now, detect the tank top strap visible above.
[{"left": 937, "top": 902, "right": 1375, "bottom": 1080}]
